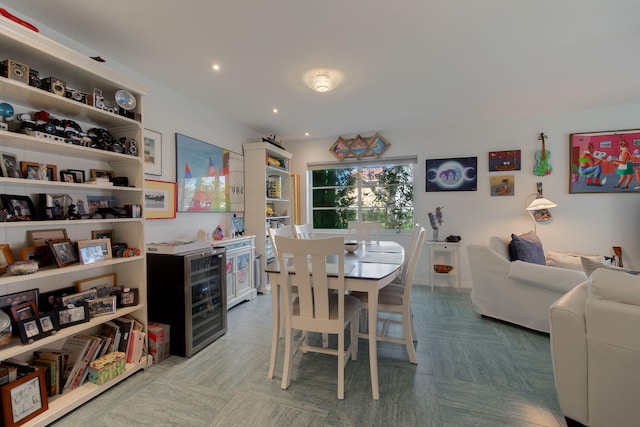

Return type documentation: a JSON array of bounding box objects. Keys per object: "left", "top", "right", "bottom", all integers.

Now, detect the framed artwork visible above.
[
  {"left": 20, "top": 246, "right": 52, "bottom": 268},
  {"left": 490, "top": 175, "right": 515, "bottom": 196},
  {"left": 176, "top": 133, "right": 241, "bottom": 212},
  {"left": 87, "top": 296, "right": 116, "bottom": 317},
  {"left": 72, "top": 194, "right": 89, "bottom": 217},
  {"left": 56, "top": 303, "right": 89, "bottom": 329},
  {"left": 488, "top": 150, "right": 521, "bottom": 171},
  {"left": 144, "top": 128, "right": 162, "bottom": 176},
  {"left": 0, "top": 244, "right": 14, "bottom": 273},
  {"left": 38, "top": 286, "right": 76, "bottom": 312},
  {"left": 59, "top": 170, "right": 76, "bottom": 183},
  {"left": 0, "top": 194, "right": 37, "bottom": 219},
  {"left": 425, "top": 157, "right": 478, "bottom": 192},
  {"left": 10, "top": 301, "right": 37, "bottom": 324},
  {"left": 20, "top": 162, "right": 57, "bottom": 181},
  {"left": 329, "top": 133, "right": 391, "bottom": 160},
  {"left": 86, "top": 195, "right": 116, "bottom": 215},
  {"left": 61, "top": 289, "right": 97, "bottom": 308},
  {"left": 0, "top": 289, "right": 39, "bottom": 311},
  {"left": 1, "top": 369, "right": 48, "bottom": 426},
  {"left": 76, "top": 272, "right": 117, "bottom": 293},
  {"left": 91, "top": 229, "right": 115, "bottom": 241},
  {"left": 90, "top": 169, "right": 115, "bottom": 180},
  {"left": 27, "top": 228, "right": 68, "bottom": 246},
  {"left": 117, "top": 288, "right": 138, "bottom": 308},
  {"left": 67, "top": 169, "right": 85, "bottom": 183},
  {"left": 144, "top": 179, "right": 176, "bottom": 219},
  {"left": 0, "top": 152, "right": 21, "bottom": 178},
  {"left": 77, "top": 239, "right": 112, "bottom": 264},
  {"left": 48, "top": 239, "right": 78, "bottom": 267},
  {"left": 569, "top": 129, "right": 640, "bottom": 193},
  {"left": 16, "top": 312, "right": 58, "bottom": 344}
]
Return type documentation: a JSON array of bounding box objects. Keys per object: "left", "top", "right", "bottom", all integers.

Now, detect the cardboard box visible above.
[{"left": 148, "top": 322, "right": 170, "bottom": 364}]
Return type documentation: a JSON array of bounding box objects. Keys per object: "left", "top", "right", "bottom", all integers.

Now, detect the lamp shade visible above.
[{"left": 526, "top": 197, "right": 557, "bottom": 211}]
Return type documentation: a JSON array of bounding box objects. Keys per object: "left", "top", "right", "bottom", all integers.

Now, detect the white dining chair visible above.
[
  {"left": 294, "top": 223, "right": 315, "bottom": 239},
  {"left": 347, "top": 220, "right": 380, "bottom": 244},
  {"left": 393, "top": 223, "right": 422, "bottom": 286},
  {"left": 351, "top": 227, "right": 426, "bottom": 364},
  {"left": 268, "top": 224, "right": 295, "bottom": 257},
  {"left": 275, "top": 235, "right": 360, "bottom": 400}
]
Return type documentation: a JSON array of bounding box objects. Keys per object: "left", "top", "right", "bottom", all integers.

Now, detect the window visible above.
[{"left": 310, "top": 157, "right": 415, "bottom": 231}]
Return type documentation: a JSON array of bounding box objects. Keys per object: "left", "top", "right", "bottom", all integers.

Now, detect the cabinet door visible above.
[
  {"left": 236, "top": 252, "right": 251, "bottom": 293},
  {"left": 226, "top": 256, "right": 236, "bottom": 299}
]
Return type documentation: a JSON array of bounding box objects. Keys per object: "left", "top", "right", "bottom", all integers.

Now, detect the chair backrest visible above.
[
  {"left": 268, "top": 225, "right": 295, "bottom": 258},
  {"left": 275, "top": 236, "right": 346, "bottom": 329},
  {"left": 347, "top": 221, "right": 380, "bottom": 243},
  {"left": 294, "top": 223, "right": 315, "bottom": 239},
  {"left": 400, "top": 224, "right": 423, "bottom": 284},
  {"left": 400, "top": 227, "right": 426, "bottom": 298}
]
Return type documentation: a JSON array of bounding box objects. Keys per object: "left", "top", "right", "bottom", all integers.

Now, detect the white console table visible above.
[{"left": 426, "top": 241, "right": 462, "bottom": 292}]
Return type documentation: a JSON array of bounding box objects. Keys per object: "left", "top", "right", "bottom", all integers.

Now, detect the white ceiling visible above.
[{"left": 2, "top": 1, "right": 640, "bottom": 144}]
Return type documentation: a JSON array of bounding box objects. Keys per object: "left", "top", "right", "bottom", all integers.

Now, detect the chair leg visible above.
[
  {"left": 322, "top": 333, "right": 329, "bottom": 347},
  {"left": 338, "top": 328, "right": 345, "bottom": 400},
  {"left": 403, "top": 306, "right": 417, "bottom": 364},
  {"left": 280, "top": 323, "right": 293, "bottom": 390},
  {"left": 410, "top": 309, "right": 417, "bottom": 343},
  {"left": 268, "top": 284, "right": 280, "bottom": 379},
  {"left": 350, "top": 313, "right": 358, "bottom": 361}
]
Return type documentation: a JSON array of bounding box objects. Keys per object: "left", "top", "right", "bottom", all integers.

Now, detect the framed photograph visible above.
[
  {"left": 27, "top": 229, "right": 68, "bottom": 247},
  {"left": 77, "top": 239, "right": 111, "bottom": 264},
  {"left": 144, "top": 128, "right": 162, "bottom": 176},
  {"left": 0, "top": 152, "right": 21, "bottom": 179},
  {"left": 0, "top": 244, "right": 15, "bottom": 273},
  {"left": 10, "top": 301, "right": 37, "bottom": 324},
  {"left": 67, "top": 169, "right": 85, "bottom": 183},
  {"left": 488, "top": 150, "right": 521, "bottom": 172},
  {"left": 144, "top": 179, "right": 176, "bottom": 219},
  {"left": 569, "top": 129, "right": 640, "bottom": 193},
  {"left": 38, "top": 286, "right": 76, "bottom": 312},
  {"left": 16, "top": 312, "right": 58, "bottom": 344},
  {"left": 117, "top": 288, "right": 138, "bottom": 308},
  {"left": 91, "top": 229, "right": 114, "bottom": 241},
  {"left": 56, "top": 302, "right": 89, "bottom": 329},
  {"left": 0, "top": 289, "right": 39, "bottom": 311},
  {"left": 59, "top": 170, "right": 76, "bottom": 183},
  {"left": 87, "top": 296, "right": 116, "bottom": 318},
  {"left": 0, "top": 194, "right": 37, "bottom": 219},
  {"left": 76, "top": 273, "right": 117, "bottom": 293},
  {"left": 20, "top": 161, "right": 57, "bottom": 181},
  {"left": 86, "top": 195, "right": 116, "bottom": 215},
  {"left": 425, "top": 157, "right": 478, "bottom": 192},
  {"left": 48, "top": 239, "right": 78, "bottom": 268},
  {"left": 20, "top": 246, "right": 52, "bottom": 268},
  {"left": 61, "top": 289, "right": 97, "bottom": 307},
  {"left": 1, "top": 369, "right": 48, "bottom": 426},
  {"left": 89, "top": 169, "right": 114, "bottom": 180}
]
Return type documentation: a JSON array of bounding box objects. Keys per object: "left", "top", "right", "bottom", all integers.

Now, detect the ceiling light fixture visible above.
[
  {"left": 303, "top": 68, "right": 343, "bottom": 93},
  {"left": 212, "top": 64, "right": 221, "bottom": 71}
]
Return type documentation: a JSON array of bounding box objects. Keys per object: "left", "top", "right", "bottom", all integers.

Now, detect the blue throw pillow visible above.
[{"left": 509, "top": 232, "right": 545, "bottom": 265}]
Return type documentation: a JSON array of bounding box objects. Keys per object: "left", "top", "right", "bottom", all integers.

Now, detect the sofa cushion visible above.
[
  {"left": 510, "top": 231, "right": 545, "bottom": 265},
  {"left": 547, "top": 251, "right": 605, "bottom": 271},
  {"left": 581, "top": 257, "right": 640, "bottom": 277},
  {"left": 588, "top": 267, "right": 640, "bottom": 305}
]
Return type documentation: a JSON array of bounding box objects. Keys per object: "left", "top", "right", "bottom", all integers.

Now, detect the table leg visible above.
[{"left": 368, "top": 289, "right": 380, "bottom": 400}]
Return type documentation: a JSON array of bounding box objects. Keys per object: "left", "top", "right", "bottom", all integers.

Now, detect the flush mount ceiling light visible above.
[{"left": 303, "top": 68, "right": 344, "bottom": 93}]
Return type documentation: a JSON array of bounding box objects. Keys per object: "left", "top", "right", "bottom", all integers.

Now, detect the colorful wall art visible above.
[{"left": 425, "top": 157, "right": 477, "bottom": 192}]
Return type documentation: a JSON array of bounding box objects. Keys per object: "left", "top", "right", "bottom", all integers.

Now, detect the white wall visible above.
[{"left": 287, "top": 103, "right": 640, "bottom": 285}]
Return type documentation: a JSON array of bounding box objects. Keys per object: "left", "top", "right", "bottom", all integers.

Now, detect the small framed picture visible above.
[
  {"left": 61, "top": 289, "right": 97, "bottom": 308},
  {"left": 56, "top": 303, "right": 89, "bottom": 329},
  {"left": 1, "top": 369, "right": 48, "bottom": 426},
  {"left": 0, "top": 194, "right": 37, "bottom": 219},
  {"left": 76, "top": 272, "right": 117, "bottom": 293},
  {"left": 89, "top": 169, "right": 114, "bottom": 180},
  {"left": 37, "top": 312, "right": 59, "bottom": 336},
  {"left": 27, "top": 228, "right": 68, "bottom": 247},
  {"left": 38, "top": 286, "right": 76, "bottom": 312},
  {"left": 59, "top": 170, "right": 76, "bottom": 183},
  {"left": 0, "top": 244, "right": 15, "bottom": 274},
  {"left": 87, "top": 296, "right": 116, "bottom": 318},
  {"left": 91, "top": 229, "right": 115, "bottom": 241},
  {"left": 48, "top": 239, "right": 78, "bottom": 268},
  {"left": 16, "top": 317, "right": 41, "bottom": 343},
  {"left": 10, "top": 300, "right": 38, "bottom": 324},
  {"left": 0, "top": 289, "right": 39, "bottom": 311},
  {"left": 20, "top": 161, "right": 57, "bottom": 181},
  {"left": 86, "top": 195, "right": 116, "bottom": 215},
  {"left": 67, "top": 169, "right": 85, "bottom": 183},
  {"left": 117, "top": 288, "right": 139, "bottom": 308},
  {"left": 78, "top": 238, "right": 112, "bottom": 262},
  {"left": 0, "top": 152, "right": 21, "bottom": 179},
  {"left": 20, "top": 246, "right": 52, "bottom": 268}
]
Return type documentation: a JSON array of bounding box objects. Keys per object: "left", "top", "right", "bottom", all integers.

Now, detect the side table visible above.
[{"left": 426, "top": 240, "right": 462, "bottom": 292}]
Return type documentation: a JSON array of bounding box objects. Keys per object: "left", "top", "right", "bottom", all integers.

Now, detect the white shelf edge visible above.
[
  {"left": 0, "top": 176, "right": 143, "bottom": 191},
  {"left": 0, "top": 218, "right": 143, "bottom": 228}
]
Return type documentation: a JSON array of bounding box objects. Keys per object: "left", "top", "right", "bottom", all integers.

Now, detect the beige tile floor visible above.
[{"left": 51, "top": 286, "right": 566, "bottom": 426}]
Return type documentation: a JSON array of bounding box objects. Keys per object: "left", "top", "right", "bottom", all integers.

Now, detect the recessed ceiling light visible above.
[
  {"left": 305, "top": 132, "right": 310, "bottom": 136},
  {"left": 272, "top": 108, "right": 278, "bottom": 113},
  {"left": 212, "top": 64, "right": 221, "bottom": 71},
  {"left": 303, "top": 68, "right": 344, "bottom": 93}
]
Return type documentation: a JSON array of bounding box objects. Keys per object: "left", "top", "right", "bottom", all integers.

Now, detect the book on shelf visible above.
[
  {"left": 127, "top": 330, "right": 146, "bottom": 364},
  {"left": 33, "top": 349, "right": 66, "bottom": 395},
  {"left": 101, "top": 321, "right": 122, "bottom": 353},
  {"left": 62, "top": 335, "right": 94, "bottom": 389},
  {"left": 112, "top": 317, "right": 134, "bottom": 357},
  {"left": 32, "top": 358, "right": 57, "bottom": 396},
  {"left": 0, "top": 363, "right": 17, "bottom": 385},
  {"left": 70, "top": 334, "right": 103, "bottom": 389}
]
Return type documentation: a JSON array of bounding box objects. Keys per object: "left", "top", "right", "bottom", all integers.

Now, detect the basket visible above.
[{"left": 433, "top": 264, "right": 453, "bottom": 274}]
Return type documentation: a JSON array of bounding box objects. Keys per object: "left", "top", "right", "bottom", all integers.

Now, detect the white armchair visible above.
[
  {"left": 467, "top": 236, "right": 588, "bottom": 332},
  {"left": 549, "top": 268, "right": 640, "bottom": 426}
]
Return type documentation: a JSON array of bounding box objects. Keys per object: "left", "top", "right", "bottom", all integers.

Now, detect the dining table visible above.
[{"left": 266, "top": 240, "right": 404, "bottom": 400}]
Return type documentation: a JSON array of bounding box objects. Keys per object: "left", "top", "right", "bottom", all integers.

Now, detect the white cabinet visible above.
[
  {"left": 212, "top": 236, "right": 256, "bottom": 309},
  {"left": 243, "top": 142, "right": 293, "bottom": 292},
  {"left": 426, "top": 241, "right": 462, "bottom": 292},
  {"left": 0, "top": 19, "right": 148, "bottom": 426}
]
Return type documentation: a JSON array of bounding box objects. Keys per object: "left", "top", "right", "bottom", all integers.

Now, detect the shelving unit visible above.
[
  {"left": 0, "top": 19, "right": 148, "bottom": 426},
  {"left": 243, "top": 142, "right": 293, "bottom": 292}
]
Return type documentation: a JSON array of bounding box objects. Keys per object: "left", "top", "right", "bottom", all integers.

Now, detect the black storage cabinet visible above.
[{"left": 147, "top": 248, "right": 227, "bottom": 357}]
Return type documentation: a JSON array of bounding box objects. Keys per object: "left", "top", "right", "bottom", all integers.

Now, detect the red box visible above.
[{"left": 148, "top": 322, "right": 170, "bottom": 364}]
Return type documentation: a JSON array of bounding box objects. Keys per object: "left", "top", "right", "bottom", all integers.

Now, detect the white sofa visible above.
[
  {"left": 549, "top": 268, "right": 640, "bottom": 426},
  {"left": 467, "top": 236, "right": 588, "bottom": 333}
]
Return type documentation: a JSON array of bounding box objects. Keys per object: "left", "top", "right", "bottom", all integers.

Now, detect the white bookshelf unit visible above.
[{"left": 0, "top": 19, "right": 148, "bottom": 426}]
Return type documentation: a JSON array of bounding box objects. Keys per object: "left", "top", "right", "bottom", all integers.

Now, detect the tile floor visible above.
[{"left": 52, "top": 286, "right": 567, "bottom": 426}]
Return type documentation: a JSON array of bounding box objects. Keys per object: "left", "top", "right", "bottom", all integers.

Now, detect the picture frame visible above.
[
  {"left": 0, "top": 194, "right": 37, "bottom": 219},
  {"left": 16, "top": 312, "right": 58, "bottom": 344},
  {"left": 76, "top": 272, "right": 117, "bottom": 293},
  {"left": 490, "top": 175, "right": 515, "bottom": 197},
  {"left": 77, "top": 239, "right": 111, "bottom": 264},
  {"left": 425, "top": 157, "right": 478, "bottom": 192},
  {"left": 87, "top": 296, "right": 116, "bottom": 318},
  {"left": 144, "top": 128, "right": 162, "bottom": 176},
  {"left": 86, "top": 195, "right": 116, "bottom": 215},
  {"left": 89, "top": 169, "right": 114, "bottom": 180},
  {"left": 38, "top": 286, "right": 76, "bottom": 312},
  {"left": 91, "top": 229, "right": 114, "bottom": 241},
  {"left": 20, "top": 246, "right": 52, "bottom": 268},
  {"left": 56, "top": 302, "right": 89, "bottom": 329},
  {"left": 0, "top": 244, "right": 15, "bottom": 273},
  {"left": 0, "top": 152, "right": 21, "bottom": 179},
  {"left": 10, "top": 301, "right": 37, "bottom": 324},
  {"left": 569, "top": 129, "right": 640, "bottom": 193},
  {"left": 59, "top": 170, "right": 76, "bottom": 183},
  {"left": 488, "top": 150, "right": 521, "bottom": 172},
  {"left": 20, "top": 161, "right": 57, "bottom": 181},
  {"left": 27, "top": 228, "right": 68, "bottom": 247},
  {"left": 61, "top": 289, "right": 97, "bottom": 307},
  {"left": 48, "top": 239, "right": 78, "bottom": 268},
  {"left": 1, "top": 369, "right": 48, "bottom": 426},
  {"left": 117, "top": 288, "right": 138, "bottom": 308},
  {"left": 144, "top": 179, "right": 176, "bottom": 219},
  {"left": 36, "top": 312, "right": 58, "bottom": 336},
  {"left": 72, "top": 194, "right": 89, "bottom": 217},
  {"left": 0, "top": 289, "right": 39, "bottom": 311},
  {"left": 67, "top": 169, "right": 85, "bottom": 183}
]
